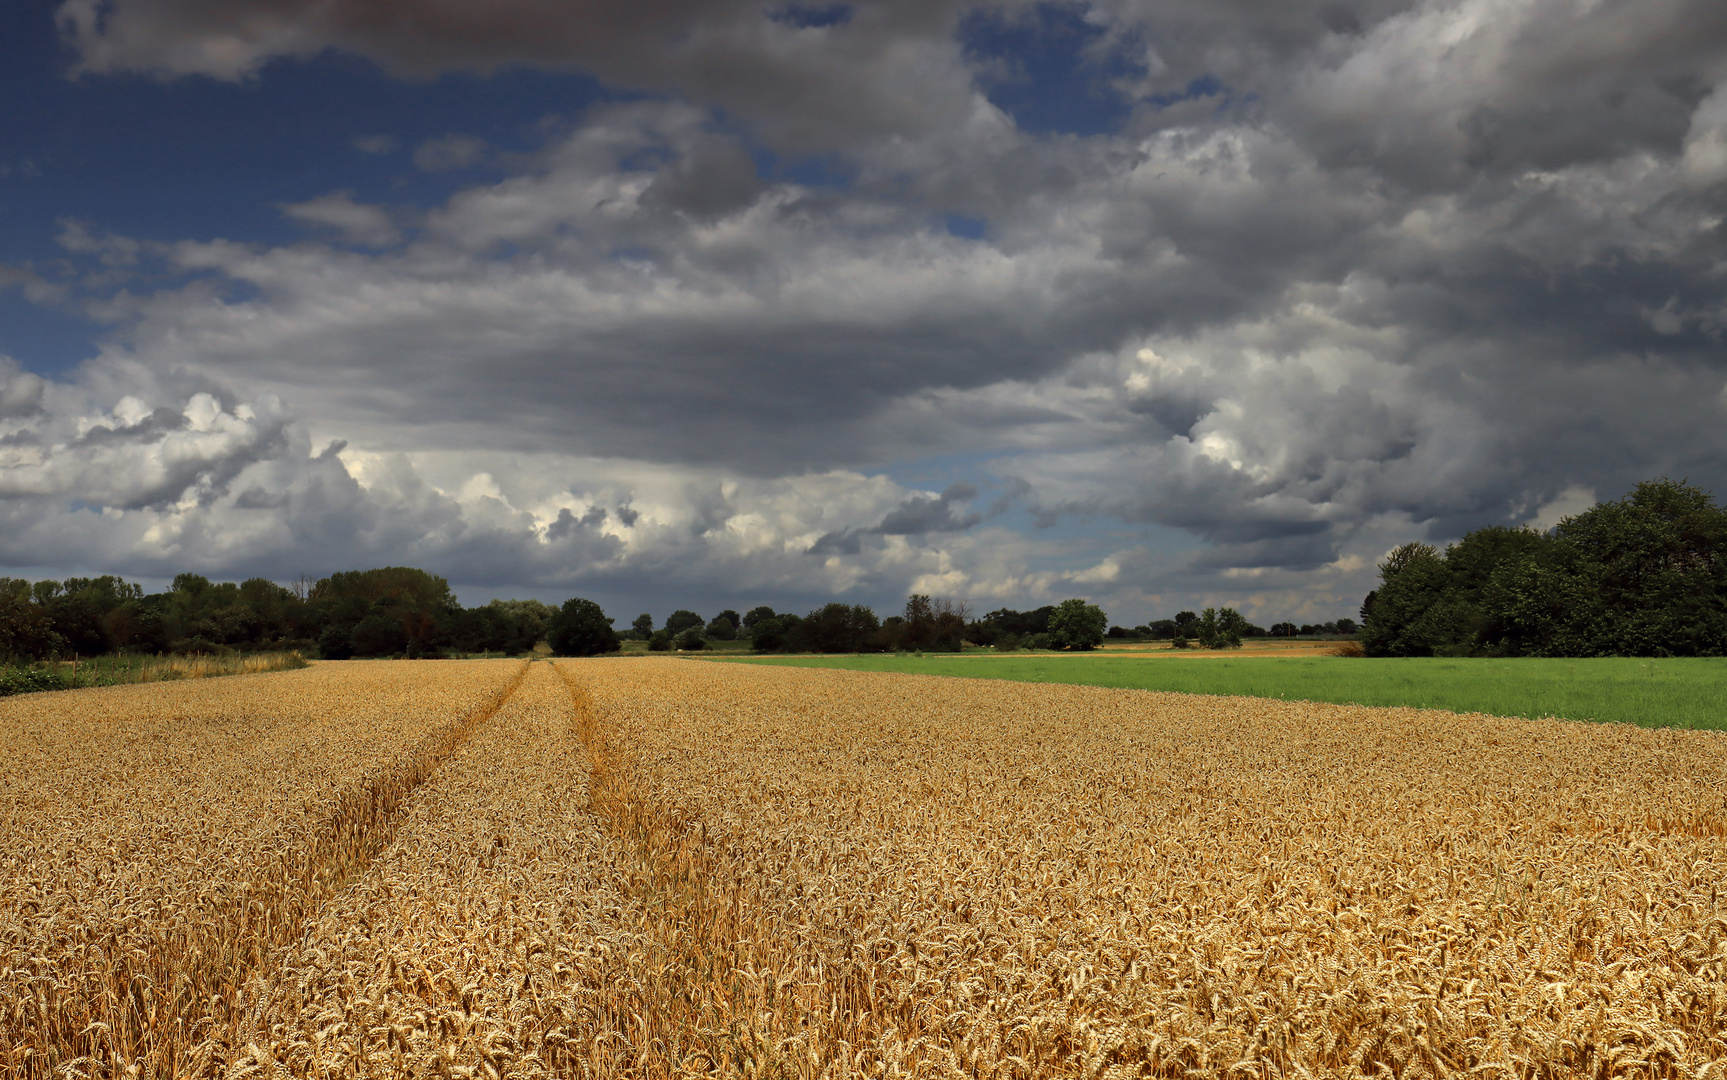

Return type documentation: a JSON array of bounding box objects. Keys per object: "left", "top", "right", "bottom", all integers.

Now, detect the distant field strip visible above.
[
  {"left": 719, "top": 654, "right": 1727, "bottom": 729},
  {"left": 0, "top": 659, "right": 526, "bottom": 1078}
]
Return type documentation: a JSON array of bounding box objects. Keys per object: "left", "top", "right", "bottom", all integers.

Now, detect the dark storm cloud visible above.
[
  {"left": 808, "top": 480, "right": 981, "bottom": 553},
  {"left": 875, "top": 482, "right": 981, "bottom": 534},
  {"left": 57, "top": 0, "right": 979, "bottom": 153}
]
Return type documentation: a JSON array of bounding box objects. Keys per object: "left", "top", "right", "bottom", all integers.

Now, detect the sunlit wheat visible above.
[
  {"left": 8, "top": 655, "right": 1727, "bottom": 1078},
  {"left": 0, "top": 658, "right": 526, "bottom": 1079}
]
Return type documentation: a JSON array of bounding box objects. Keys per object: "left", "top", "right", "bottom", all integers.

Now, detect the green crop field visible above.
[{"left": 712, "top": 653, "right": 1727, "bottom": 730}]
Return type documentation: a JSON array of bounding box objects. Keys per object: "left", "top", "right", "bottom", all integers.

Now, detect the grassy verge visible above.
[
  {"left": 709, "top": 654, "right": 1727, "bottom": 730},
  {"left": 0, "top": 650, "right": 310, "bottom": 697}
]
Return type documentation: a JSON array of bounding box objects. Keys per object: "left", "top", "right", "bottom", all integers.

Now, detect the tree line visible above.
[
  {"left": 0, "top": 568, "right": 1121, "bottom": 661},
  {"left": 629, "top": 596, "right": 1114, "bottom": 653},
  {"left": 1360, "top": 478, "right": 1727, "bottom": 657},
  {"left": 0, "top": 557, "right": 1370, "bottom": 664},
  {"left": 0, "top": 567, "right": 579, "bottom": 661}
]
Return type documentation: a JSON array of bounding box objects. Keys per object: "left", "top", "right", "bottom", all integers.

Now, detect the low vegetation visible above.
[
  {"left": 0, "top": 649, "right": 308, "bottom": 697},
  {"left": 723, "top": 652, "right": 1727, "bottom": 730}
]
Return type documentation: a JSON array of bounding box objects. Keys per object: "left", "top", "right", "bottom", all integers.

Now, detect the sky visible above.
[{"left": 1, "top": 0, "right": 1725, "bottom": 626}]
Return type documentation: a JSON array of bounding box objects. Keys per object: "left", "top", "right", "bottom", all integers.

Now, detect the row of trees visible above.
[
  {"left": 628, "top": 596, "right": 1114, "bottom": 653},
  {"left": 1101, "top": 611, "right": 1357, "bottom": 645},
  {"left": 1361, "top": 478, "right": 1727, "bottom": 657},
  {"left": 1, "top": 559, "right": 1362, "bottom": 662},
  {"left": 0, "top": 567, "right": 1119, "bottom": 661},
  {"left": 0, "top": 567, "right": 595, "bottom": 661}
]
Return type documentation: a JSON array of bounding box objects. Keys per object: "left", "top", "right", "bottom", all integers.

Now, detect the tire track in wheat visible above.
[{"left": 0, "top": 658, "right": 527, "bottom": 1080}]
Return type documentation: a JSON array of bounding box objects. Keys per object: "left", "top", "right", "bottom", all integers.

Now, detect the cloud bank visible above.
[{"left": 12, "top": 0, "right": 1727, "bottom": 622}]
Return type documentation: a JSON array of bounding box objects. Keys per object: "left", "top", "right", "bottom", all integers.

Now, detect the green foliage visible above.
[
  {"left": 546, "top": 597, "right": 622, "bottom": 657},
  {"left": 317, "top": 624, "right": 355, "bottom": 661},
  {"left": 705, "top": 611, "right": 740, "bottom": 640},
  {"left": 1362, "top": 479, "right": 1727, "bottom": 657},
  {"left": 631, "top": 613, "right": 655, "bottom": 639},
  {"left": 0, "top": 666, "right": 67, "bottom": 696},
  {"left": 1194, "top": 607, "right": 1248, "bottom": 649},
  {"left": 722, "top": 653, "right": 1727, "bottom": 731},
  {"left": 448, "top": 599, "right": 549, "bottom": 655},
  {"left": 664, "top": 610, "right": 704, "bottom": 636},
  {"left": 749, "top": 618, "right": 787, "bottom": 652},
  {"left": 891, "top": 595, "right": 966, "bottom": 651},
  {"left": 792, "top": 603, "right": 882, "bottom": 653},
  {"left": 678, "top": 628, "right": 708, "bottom": 651},
  {"left": 648, "top": 630, "right": 673, "bottom": 652},
  {"left": 1047, "top": 598, "right": 1107, "bottom": 650}
]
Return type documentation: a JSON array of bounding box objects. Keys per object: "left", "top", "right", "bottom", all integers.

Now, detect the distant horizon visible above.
[{"left": 3, "top": 564, "right": 1364, "bottom": 630}]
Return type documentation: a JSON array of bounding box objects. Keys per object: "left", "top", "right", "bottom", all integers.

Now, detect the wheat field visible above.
[
  {"left": 5, "top": 656, "right": 1727, "bottom": 1077},
  {"left": 0, "top": 659, "right": 526, "bottom": 1078}
]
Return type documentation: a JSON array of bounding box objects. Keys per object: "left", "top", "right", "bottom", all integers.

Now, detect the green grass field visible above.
[{"left": 711, "top": 654, "right": 1727, "bottom": 730}]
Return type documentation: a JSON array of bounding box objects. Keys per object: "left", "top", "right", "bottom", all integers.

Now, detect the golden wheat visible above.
[
  {"left": 9, "top": 655, "right": 1727, "bottom": 1078},
  {"left": 549, "top": 657, "right": 1727, "bottom": 1078},
  {"left": 0, "top": 659, "right": 525, "bottom": 1079}
]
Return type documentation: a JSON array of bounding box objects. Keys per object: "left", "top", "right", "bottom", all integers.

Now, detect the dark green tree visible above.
[
  {"left": 664, "top": 609, "right": 704, "bottom": 636},
  {"left": 749, "top": 617, "right": 787, "bottom": 652},
  {"left": 677, "top": 628, "right": 708, "bottom": 651},
  {"left": 1194, "top": 607, "right": 1247, "bottom": 649},
  {"left": 1360, "top": 543, "right": 1465, "bottom": 656},
  {"left": 546, "top": 598, "right": 622, "bottom": 657},
  {"left": 793, "top": 603, "right": 881, "bottom": 653},
  {"left": 1047, "top": 598, "right": 1107, "bottom": 650}
]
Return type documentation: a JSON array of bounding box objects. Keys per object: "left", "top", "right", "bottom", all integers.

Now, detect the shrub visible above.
[
  {"left": 648, "top": 630, "right": 673, "bottom": 652},
  {"left": 678, "top": 629, "right": 707, "bottom": 651},
  {"left": 0, "top": 666, "right": 67, "bottom": 696}
]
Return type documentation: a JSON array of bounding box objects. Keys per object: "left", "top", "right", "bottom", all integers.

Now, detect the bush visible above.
[
  {"left": 0, "top": 666, "right": 67, "bottom": 696},
  {"left": 677, "top": 629, "right": 707, "bottom": 651},
  {"left": 994, "top": 632, "right": 1021, "bottom": 652},
  {"left": 546, "top": 598, "right": 622, "bottom": 657},
  {"left": 648, "top": 630, "right": 673, "bottom": 652}
]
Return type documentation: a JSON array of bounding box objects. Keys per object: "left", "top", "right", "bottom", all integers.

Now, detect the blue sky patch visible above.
[
  {"left": 768, "top": 4, "right": 854, "bottom": 29},
  {"left": 959, "top": 1, "right": 1142, "bottom": 137}
]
